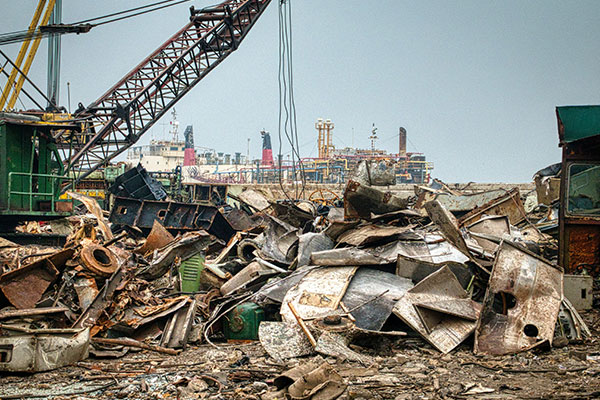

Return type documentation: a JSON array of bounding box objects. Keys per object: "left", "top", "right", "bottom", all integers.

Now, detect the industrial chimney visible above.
[
  {"left": 183, "top": 125, "right": 196, "bottom": 166},
  {"left": 261, "top": 129, "right": 274, "bottom": 167},
  {"left": 399, "top": 127, "right": 407, "bottom": 158}
]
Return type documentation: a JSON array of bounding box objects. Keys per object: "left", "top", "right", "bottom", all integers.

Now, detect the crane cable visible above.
[
  {"left": 277, "top": 0, "right": 305, "bottom": 201},
  {"left": 0, "top": 0, "right": 191, "bottom": 46}
]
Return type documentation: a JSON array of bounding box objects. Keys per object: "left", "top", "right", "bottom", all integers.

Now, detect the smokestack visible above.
[
  {"left": 260, "top": 129, "right": 274, "bottom": 167},
  {"left": 399, "top": 127, "right": 407, "bottom": 158},
  {"left": 183, "top": 125, "right": 196, "bottom": 166}
]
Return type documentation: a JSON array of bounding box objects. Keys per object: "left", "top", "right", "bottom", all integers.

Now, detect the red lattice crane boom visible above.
[{"left": 59, "top": 0, "right": 271, "bottom": 189}]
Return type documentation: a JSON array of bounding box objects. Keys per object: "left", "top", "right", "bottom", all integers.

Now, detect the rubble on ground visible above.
[{"left": 0, "top": 165, "right": 598, "bottom": 399}]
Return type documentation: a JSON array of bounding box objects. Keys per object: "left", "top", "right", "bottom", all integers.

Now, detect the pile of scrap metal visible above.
[
  {"left": 0, "top": 188, "right": 236, "bottom": 372},
  {"left": 201, "top": 168, "right": 590, "bottom": 367},
  {"left": 0, "top": 160, "right": 591, "bottom": 376}
]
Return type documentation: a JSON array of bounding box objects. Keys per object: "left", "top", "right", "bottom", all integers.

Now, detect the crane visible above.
[
  {"left": 0, "top": 0, "right": 273, "bottom": 223},
  {"left": 57, "top": 0, "right": 272, "bottom": 191}
]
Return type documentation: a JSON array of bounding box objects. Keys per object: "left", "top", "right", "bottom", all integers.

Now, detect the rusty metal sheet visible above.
[
  {"left": 351, "top": 160, "right": 396, "bottom": 186},
  {"left": 343, "top": 180, "right": 409, "bottom": 219},
  {"left": 73, "top": 263, "right": 126, "bottom": 329},
  {"left": 224, "top": 208, "right": 258, "bottom": 231},
  {"left": 258, "top": 321, "right": 313, "bottom": 360},
  {"left": 220, "top": 261, "right": 274, "bottom": 296},
  {"left": 458, "top": 187, "right": 525, "bottom": 227},
  {"left": 392, "top": 265, "right": 481, "bottom": 353},
  {"left": 474, "top": 240, "right": 563, "bottom": 356},
  {"left": 238, "top": 189, "right": 271, "bottom": 211},
  {"left": 341, "top": 268, "right": 413, "bottom": 331},
  {"left": 261, "top": 215, "right": 298, "bottom": 264},
  {"left": 337, "top": 224, "right": 418, "bottom": 247},
  {"left": 115, "top": 297, "right": 190, "bottom": 334},
  {"left": 467, "top": 215, "right": 510, "bottom": 253},
  {"left": 396, "top": 255, "right": 473, "bottom": 288},
  {"left": 281, "top": 266, "right": 358, "bottom": 323},
  {"left": 161, "top": 298, "right": 196, "bottom": 349},
  {"left": 135, "top": 219, "right": 175, "bottom": 256},
  {"left": 140, "top": 231, "right": 212, "bottom": 280},
  {"left": 311, "top": 235, "right": 469, "bottom": 266},
  {"left": 322, "top": 220, "right": 360, "bottom": 241},
  {"left": 73, "top": 276, "right": 99, "bottom": 310},
  {"left": 297, "top": 233, "right": 334, "bottom": 267},
  {"left": 424, "top": 200, "right": 471, "bottom": 257},
  {"left": 415, "top": 188, "right": 508, "bottom": 213},
  {"left": 270, "top": 201, "right": 315, "bottom": 228},
  {"left": 253, "top": 267, "right": 315, "bottom": 304},
  {"left": 0, "top": 248, "right": 74, "bottom": 309}
]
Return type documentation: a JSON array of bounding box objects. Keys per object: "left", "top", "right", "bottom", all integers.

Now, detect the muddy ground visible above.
[{"left": 1, "top": 311, "right": 599, "bottom": 400}]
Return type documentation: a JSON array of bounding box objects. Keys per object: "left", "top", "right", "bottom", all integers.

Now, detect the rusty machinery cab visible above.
[
  {"left": 0, "top": 116, "right": 73, "bottom": 228},
  {"left": 557, "top": 106, "right": 600, "bottom": 275}
]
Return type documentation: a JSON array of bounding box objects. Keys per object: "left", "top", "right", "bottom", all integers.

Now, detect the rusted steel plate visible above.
[
  {"left": 281, "top": 266, "right": 358, "bottom": 323},
  {"left": 135, "top": 219, "right": 175, "bottom": 256},
  {"left": 424, "top": 200, "right": 471, "bottom": 257},
  {"left": 73, "top": 276, "right": 99, "bottom": 310},
  {"left": 73, "top": 264, "right": 126, "bottom": 329},
  {"left": 564, "top": 225, "right": 600, "bottom": 275},
  {"left": 467, "top": 215, "right": 510, "bottom": 253},
  {"left": 341, "top": 268, "right": 413, "bottom": 331},
  {"left": 343, "top": 180, "right": 408, "bottom": 219},
  {"left": 311, "top": 235, "right": 468, "bottom": 267},
  {"left": 337, "top": 224, "right": 417, "bottom": 247},
  {"left": 458, "top": 188, "right": 525, "bottom": 227},
  {"left": 238, "top": 189, "right": 271, "bottom": 211},
  {"left": 474, "top": 241, "right": 563, "bottom": 356},
  {"left": 0, "top": 248, "right": 74, "bottom": 309},
  {"left": 393, "top": 265, "right": 481, "bottom": 353},
  {"left": 396, "top": 254, "right": 472, "bottom": 289},
  {"left": 415, "top": 189, "right": 507, "bottom": 212}
]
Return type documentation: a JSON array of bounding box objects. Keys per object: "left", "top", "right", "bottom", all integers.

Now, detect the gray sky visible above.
[{"left": 3, "top": 0, "right": 600, "bottom": 182}]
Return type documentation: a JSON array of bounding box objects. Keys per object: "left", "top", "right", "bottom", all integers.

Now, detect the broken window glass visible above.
[{"left": 567, "top": 163, "right": 600, "bottom": 216}]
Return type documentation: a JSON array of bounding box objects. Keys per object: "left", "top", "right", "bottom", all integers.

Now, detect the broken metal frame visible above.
[{"left": 109, "top": 196, "right": 235, "bottom": 242}]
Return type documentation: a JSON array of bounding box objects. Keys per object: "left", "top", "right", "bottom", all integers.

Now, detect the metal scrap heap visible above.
[{"left": 0, "top": 160, "right": 597, "bottom": 399}]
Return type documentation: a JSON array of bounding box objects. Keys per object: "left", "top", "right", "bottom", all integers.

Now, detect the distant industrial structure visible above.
[{"left": 126, "top": 114, "right": 432, "bottom": 185}]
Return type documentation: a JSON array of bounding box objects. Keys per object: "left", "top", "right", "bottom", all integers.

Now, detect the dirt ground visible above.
[{"left": 1, "top": 310, "right": 599, "bottom": 400}]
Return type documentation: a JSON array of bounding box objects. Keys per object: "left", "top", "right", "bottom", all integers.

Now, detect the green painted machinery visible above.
[
  {"left": 0, "top": 119, "right": 72, "bottom": 227},
  {"left": 223, "top": 302, "right": 265, "bottom": 341}
]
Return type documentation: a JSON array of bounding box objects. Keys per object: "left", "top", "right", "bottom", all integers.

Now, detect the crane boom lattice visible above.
[{"left": 59, "top": 0, "right": 271, "bottom": 189}]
